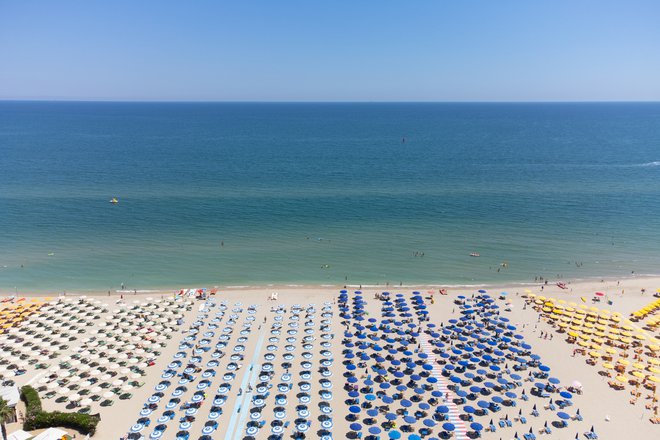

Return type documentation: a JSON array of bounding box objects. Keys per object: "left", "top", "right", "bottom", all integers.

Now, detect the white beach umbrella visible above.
[
  {"left": 69, "top": 393, "right": 81, "bottom": 402},
  {"left": 90, "top": 369, "right": 101, "bottom": 376},
  {"left": 57, "top": 387, "right": 70, "bottom": 395},
  {"left": 47, "top": 382, "right": 59, "bottom": 390},
  {"left": 101, "top": 374, "right": 112, "bottom": 381},
  {"left": 80, "top": 398, "right": 93, "bottom": 406},
  {"left": 102, "top": 391, "right": 114, "bottom": 399},
  {"left": 91, "top": 386, "right": 102, "bottom": 394},
  {"left": 112, "top": 379, "right": 123, "bottom": 386}
]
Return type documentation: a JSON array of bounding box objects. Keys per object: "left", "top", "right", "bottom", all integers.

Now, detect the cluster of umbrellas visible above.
[
  {"left": 630, "top": 297, "right": 660, "bottom": 326},
  {"left": 531, "top": 294, "right": 659, "bottom": 419},
  {"left": 128, "top": 298, "right": 240, "bottom": 439},
  {"left": 127, "top": 298, "right": 337, "bottom": 440},
  {"left": 242, "top": 302, "right": 335, "bottom": 440},
  {"left": 1, "top": 297, "right": 106, "bottom": 380},
  {"left": 0, "top": 298, "right": 46, "bottom": 332},
  {"left": 36, "top": 297, "right": 186, "bottom": 411},
  {"left": 340, "top": 289, "right": 591, "bottom": 440}
]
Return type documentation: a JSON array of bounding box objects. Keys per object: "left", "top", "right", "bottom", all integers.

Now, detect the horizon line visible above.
[{"left": 2, "top": 99, "right": 660, "bottom": 104}]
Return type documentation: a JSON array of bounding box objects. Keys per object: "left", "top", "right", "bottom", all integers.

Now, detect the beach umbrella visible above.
[
  {"left": 557, "top": 412, "right": 570, "bottom": 420},
  {"left": 470, "top": 422, "right": 483, "bottom": 431},
  {"left": 423, "top": 419, "right": 436, "bottom": 427},
  {"left": 369, "top": 427, "right": 382, "bottom": 435},
  {"left": 349, "top": 423, "right": 362, "bottom": 431},
  {"left": 349, "top": 405, "right": 361, "bottom": 414},
  {"left": 442, "top": 422, "right": 455, "bottom": 432},
  {"left": 408, "top": 435, "right": 421, "bottom": 440},
  {"left": 388, "top": 431, "right": 401, "bottom": 439}
]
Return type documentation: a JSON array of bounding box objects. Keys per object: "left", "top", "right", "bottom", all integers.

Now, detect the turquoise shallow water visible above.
[{"left": 1, "top": 102, "right": 660, "bottom": 292}]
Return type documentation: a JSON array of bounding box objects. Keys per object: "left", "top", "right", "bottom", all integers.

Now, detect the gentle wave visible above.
[{"left": 636, "top": 161, "right": 660, "bottom": 167}]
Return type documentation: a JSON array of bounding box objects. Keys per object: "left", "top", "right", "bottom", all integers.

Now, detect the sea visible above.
[{"left": 1, "top": 101, "right": 660, "bottom": 293}]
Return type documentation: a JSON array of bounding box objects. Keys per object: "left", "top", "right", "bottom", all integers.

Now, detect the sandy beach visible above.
[{"left": 1, "top": 276, "right": 659, "bottom": 440}]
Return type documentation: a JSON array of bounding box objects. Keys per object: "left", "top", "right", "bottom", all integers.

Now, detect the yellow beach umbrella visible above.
[
  {"left": 588, "top": 351, "right": 600, "bottom": 358},
  {"left": 632, "top": 363, "right": 644, "bottom": 370},
  {"left": 602, "top": 363, "right": 615, "bottom": 369},
  {"left": 605, "top": 348, "right": 617, "bottom": 354},
  {"left": 648, "top": 376, "right": 660, "bottom": 383},
  {"left": 615, "top": 375, "right": 628, "bottom": 383},
  {"left": 618, "top": 359, "right": 630, "bottom": 366},
  {"left": 631, "top": 371, "right": 646, "bottom": 379}
]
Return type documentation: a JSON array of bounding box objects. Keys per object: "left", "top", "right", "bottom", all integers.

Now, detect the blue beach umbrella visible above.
[
  {"left": 424, "top": 419, "right": 436, "bottom": 427},
  {"left": 349, "top": 405, "right": 361, "bottom": 414},
  {"left": 436, "top": 406, "right": 449, "bottom": 414},
  {"left": 386, "top": 413, "right": 397, "bottom": 420},
  {"left": 350, "top": 423, "right": 362, "bottom": 431},
  {"left": 557, "top": 412, "right": 570, "bottom": 420},
  {"left": 560, "top": 391, "right": 573, "bottom": 399},
  {"left": 471, "top": 422, "right": 484, "bottom": 431},
  {"left": 442, "top": 422, "right": 455, "bottom": 431},
  {"left": 369, "top": 427, "right": 382, "bottom": 434},
  {"left": 404, "top": 416, "right": 416, "bottom": 424},
  {"left": 388, "top": 431, "right": 401, "bottom": 439}
]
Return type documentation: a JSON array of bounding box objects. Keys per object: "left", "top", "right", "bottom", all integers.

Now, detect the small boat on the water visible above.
[
  {"left": 110, "top": 198, "right": 118, "bottom": 204},
  {"left": 470, "top": 252, "right": 480, "bottom": 257}
]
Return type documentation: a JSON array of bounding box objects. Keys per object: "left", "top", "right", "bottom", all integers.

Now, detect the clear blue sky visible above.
[{"left": 1, "top": 0, "right": 659, "bottom": 101}]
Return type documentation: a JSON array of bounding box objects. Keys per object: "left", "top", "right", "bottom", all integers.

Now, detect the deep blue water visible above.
[{"left": 1, "top": 102, "right": 660, "bottom": 292}]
